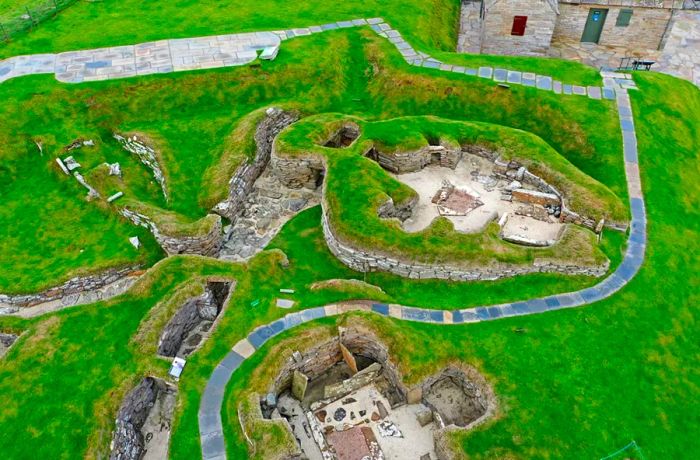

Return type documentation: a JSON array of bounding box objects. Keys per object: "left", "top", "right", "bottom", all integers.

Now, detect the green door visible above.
[{"left": 581, "top": 8, "right": 608, "bottom": 43}]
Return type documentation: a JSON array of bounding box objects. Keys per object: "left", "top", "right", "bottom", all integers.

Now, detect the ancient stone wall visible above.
[
  {"left": 377, "top": 196, "right": 418, "bottom": 222},
  {"left": 322, "top": 208, "right": 609, "bottom": 280},
  {"left": 157, "top": 281, "right": 232, "bottom": 357},
  {"left": 553, "top": 4, "right": 672, "bottom": 49},
  {"left": 270, "top": 328, "right": 407, "bottom": 406},
  {"left": 270, "top": 154, "right": 326, "bottom": 190},
  {"left": 368, "top": 144, "right": 462, "bottom": 174},
  {"left": 0, "top": 265, "right": 140, "bottom": 309},
  {"left": 464, "top": 144, "right": 602, "bottom": 231},
  {"left": 120, "top": 208, "right": 222, "bottom": 256},
  {"left": 213, "top": 108, "right": 300, "bottom": 219},
  {"left": 481, "top": 0, "right": 558, "bottom": 56},
  {"left": 110, "top": 377, "right": 162, "bottom": 460},
  {"left": 114, "top": 134, "right": 169, "bottom": 200}
]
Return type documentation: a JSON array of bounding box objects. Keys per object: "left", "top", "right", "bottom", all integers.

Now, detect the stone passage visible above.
[
  {"left": 110, "top": 377, "right": 177, "bottom": 460},
  {"left": 0, "top": 265, "right": 141, "bottom": 314},
  {"left": 158, "top": 280, "right": 233, "bottom": 358},
  {"left": 0, "top": 32, "right": 280, "bottom": 84}
]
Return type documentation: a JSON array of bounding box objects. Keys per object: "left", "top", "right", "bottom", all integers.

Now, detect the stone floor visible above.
[
  {"left": 392, "top": 155, "right": 564, "bottom": 244},
  {"left": 219, "top": 170, "right": 320, "bottom": 261},
  {"left": 309, "top": 384, "right": 437, "bottom": 460}
]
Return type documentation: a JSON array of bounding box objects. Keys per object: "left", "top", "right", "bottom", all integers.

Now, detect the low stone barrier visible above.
[
  {"left": 0, "top": 265, "right": 141, "bottom": 309},
  {"left": 119, "top": 208, "right": 222, "bottom": 257},
  {"left": 213, "top": 107, "right": 300, "bottom": 220},
  {"left": 322, "top": 208, "right": 609, "bottom": 280},
  {"left": 114, "top": 134, "right": 169, "bottom": 201}
]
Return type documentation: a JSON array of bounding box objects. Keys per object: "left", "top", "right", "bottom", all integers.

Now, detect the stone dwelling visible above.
[{"left": 458, "top": 0, "right": 700, "bottom": 85}]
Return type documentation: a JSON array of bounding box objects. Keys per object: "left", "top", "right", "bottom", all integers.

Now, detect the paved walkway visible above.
[
  {"left": 0, "top": 18, "right": 633, "bottom": 96},
  {"left": 0, "top": 18, "right": 647, "bottom": 459},
  {"left": 195, "top": 22, "right": 646, "bottom": 460}
]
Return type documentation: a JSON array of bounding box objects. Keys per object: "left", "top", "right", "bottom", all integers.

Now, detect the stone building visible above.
[{"left": 458, "top": 0, "right": 700, "bottom": 85}]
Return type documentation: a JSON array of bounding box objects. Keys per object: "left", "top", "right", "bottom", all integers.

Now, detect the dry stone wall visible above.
[
  {"left": 110, "top": 377, "right": 162, "bottom": 460},
  {"left": 553, "top": 4, "right": 671, "bottom": 50},
  {"left": 481, "top": 0, "right": 558, "bottom": 56},
  {"left": 114, "top": 134, "right": 169, "bottom": 201},
  {"left": 270, "top": 154, "right": 326, "bottom": 190},
  {"left": 322, "top": 208, "right": 609, "bottom": 280},
  {"left": 270, "top": 327, "right": 407, "bottom": 406},
  {"left": 214, "top": 108, "right": 300, "bottom": 220},
  {"left": 0, "top": 265, "right": 140, "bottom": 309},
  {"left": 368, "top": 144, "right": 462, "bottom": 174},
  {"left": 120, "top": 208, "right": 222, "bottom": 256}
]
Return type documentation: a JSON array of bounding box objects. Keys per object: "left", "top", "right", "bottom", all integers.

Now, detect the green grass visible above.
[
  {"left": 0, "top": 0, "right": 460, "bottom": 58},
  {"left": 0, "top": 9, "right": 698, "bottom": 460},
  {"left": 0, "top": 69, "right": 697, "bottom": 458},
  {"left": 0, "top": 29, "right": 623, "bottom": 293}
]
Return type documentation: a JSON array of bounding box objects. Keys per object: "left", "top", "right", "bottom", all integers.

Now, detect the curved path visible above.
[
  {"left": 0, "top": 17, "right": 646, "bottom": 460},
  {"left": 196, "top": 25, "right": 646, "bottom": 460}
]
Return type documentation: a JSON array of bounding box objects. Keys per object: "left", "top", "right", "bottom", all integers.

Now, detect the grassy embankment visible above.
[{"left": 0, "top": 28, "right": 620, "bottom": 293}]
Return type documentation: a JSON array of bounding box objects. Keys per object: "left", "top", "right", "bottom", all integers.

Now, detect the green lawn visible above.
[
  {"left": 0, "top": 28, "right": 622, "bottom": 293},
  {"left": 0, "top": 3, "right": 697, "bottom": 459},
  {"left": 0, "top": 71, "right": 697, "bottom": 459}
]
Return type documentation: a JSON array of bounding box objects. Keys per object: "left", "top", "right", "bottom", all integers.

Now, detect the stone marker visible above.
[
  {"left": 276, "top": 298, "right": 294, "bottom": 308},
  {"left": 107, "top": 191, "right": 124, "bottom": 203},
  {"left": 407, "top": 387, "right": 422, "bottom": 404},
  {"left": 55, "top": 157, "right": 69, "bottom": 175},
  {"left": 340, "top": 342, "right": 358, "bottom": 374},
  {"left": 416, "top": 408, "right": 433, "bottom": 427},
  {"left": 280, "top": 288, "right": 295, "bottom": 294},
  {"left": 292, "top": 370, "right": 309, "bottom": 401},
  {"left": 108, "top": 162, "right": 121, "bottom": 176},
  {"left": 129, "top": 236, "right": 140, "bottom": 249}
]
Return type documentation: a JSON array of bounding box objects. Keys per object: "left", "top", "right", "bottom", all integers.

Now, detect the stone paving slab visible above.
[
  {"left": 493, "top": 68, "right": 507, "bottom": 82},
  {"left": 507, "top": 71, "right": 522, "bottom": 84},
  {"left": 536, "top": 75, "right": 552, "bottom": 91}
]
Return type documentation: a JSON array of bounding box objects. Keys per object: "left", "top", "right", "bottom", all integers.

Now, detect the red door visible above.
[{"left": 511, "top": 16, "right": 528, "bottom": 36}]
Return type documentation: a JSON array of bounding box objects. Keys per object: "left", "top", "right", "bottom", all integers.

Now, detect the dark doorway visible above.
[{"left": 581, "top": 8, "right": 608, "bottom": 43}]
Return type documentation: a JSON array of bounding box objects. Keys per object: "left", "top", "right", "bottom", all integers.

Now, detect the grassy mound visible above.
[
  {"left": 276, "top": 113, "right": 624, "bottom": 268},
  {"left": 0, "top": 29, "right": 620, "bottom": 292}
]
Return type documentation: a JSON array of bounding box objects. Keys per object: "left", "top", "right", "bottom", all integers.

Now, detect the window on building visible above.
[
  {"left": 511, "top": 16, "right": 528, "bottom": 36},
  {"left": 616, "top": 9, "right": 633, "bottom": 27}
]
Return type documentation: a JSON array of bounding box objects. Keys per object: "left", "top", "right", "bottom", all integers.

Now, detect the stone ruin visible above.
[
  {"left": 250, "top": 327, "right": 495, "bottom": 460},
  {"left": 323, "top": 123, "right": 360, "bottom": 149},
  {"left": 110, "top": 376, "right": 177, "bottom": 460},
  {"left": 0, "top": 332, "right": 19, "bottom": 358},
  {"left": 157, "top": 280, "right": 233, "bottom": 358}
]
